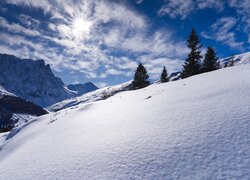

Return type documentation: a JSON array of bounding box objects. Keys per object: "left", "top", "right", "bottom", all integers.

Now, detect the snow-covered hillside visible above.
[
  {"left": 221, "top": 51, "right": 250, "bottom": 66},
  {"left": 0, "top": 65, "right": 250, "bottom": 179},
  {"left": 49, "top": 81, "right": 131, "bottom": 112}
]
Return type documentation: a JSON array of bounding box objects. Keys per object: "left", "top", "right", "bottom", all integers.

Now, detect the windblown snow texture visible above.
[{"left": 0, "top": 65, "right": 249, "bottom": 179}]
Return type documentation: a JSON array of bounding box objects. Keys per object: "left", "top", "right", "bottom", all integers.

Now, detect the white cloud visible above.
[
  {"left": 196, "top": 0, "right": 224, "bottom": 11},
  {"left": 211, "top": 17, "right": 237, "bottom": 32},
  {"left": 136, "top": 0, "right": 144, "bottom": 4},
  {"left": 18, "top": 14, "right": 40, "bottom": 29},
  {"left": 158, "top": 0, "right": 194, "bottom": 20},
  {"left": 202, "top": 17, "right": 244, "bottom": 50},
  {"left": 0, "top": 16, "right": 40, "bottom": 36},
  {"left": 157, "top": 0, "right": 250, "bottom": 51},
  {"left": 5, "top": 0, "right": 52, "bottom": 13},
  {"left": 1, "top": 0, "right": 189, "bottom": 83},
  {"left": 139, "top": 55, "right": 184, "bottom": 79},
  {"left": 228, "top": 0, "right": 250, "bottom": 33},
  {"left": 158, "top": 0, "right": 224, "bottom": 19},
  {"left": 95, "top": 82, "right": 108, "bottom": 88}
]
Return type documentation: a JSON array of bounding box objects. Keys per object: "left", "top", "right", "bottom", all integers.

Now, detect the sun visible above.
[{"left": 72, "top": 18, "right": 92, "bottom": 39}]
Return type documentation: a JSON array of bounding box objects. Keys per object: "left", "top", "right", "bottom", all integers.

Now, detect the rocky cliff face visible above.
[{"left": 0, "top": 54, "right": 74, "bottom": 107}]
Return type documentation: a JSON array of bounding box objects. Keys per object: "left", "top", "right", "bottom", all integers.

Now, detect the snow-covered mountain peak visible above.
[
  {"left": 0, "top": 54, "right": 72, "bottom": 107},
  {"left": 0, "top": 54, "right": 100, "bottom": 107}
]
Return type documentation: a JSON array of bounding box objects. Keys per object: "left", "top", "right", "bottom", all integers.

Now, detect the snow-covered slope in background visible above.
[
  {"left": 0, "top": 86, "right": 15, "bottom": 97},
  {"left": 169, "top": 51, "right": 250, "bottom": 81},
  {"left": 221, "top": 51, "right": 250, "bottom": 65},
  {"left": 49, "top": 81, "right": 131, "bottom": 112},
  {"left": 233, "top": 51, "right": 250, "bottom": 65},
  {"left": 0, "top": 65, "right": 250, "bottom": 179}
]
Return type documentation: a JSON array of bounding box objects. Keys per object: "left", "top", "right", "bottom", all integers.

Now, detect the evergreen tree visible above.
[
  {"left": 160, "top": 66, "right": 169, "bottom": 83},
  {"left": 228, "top": 55, "right": 235, "bottom": 67},
  {"left": 202, "top": 46, "right": 220, "bottom": 72},
  {"left": 224, "top": 61, "right": 228, "bottom": 68},
  {"left": 132, "top": 63, "right": 150, "bottom": 89},
  {"left": 181, "top": 29, "right": 202, "bottom": 79},
  {"left": 224, "top": 54, "right": 235, "bottom": 68}
]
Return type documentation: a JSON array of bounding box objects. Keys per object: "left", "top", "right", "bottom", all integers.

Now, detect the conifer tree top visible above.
[
  {"left": 132, "top": 63, "right": 150, "bottom": 89},
  {"left": 181, "top": 29, "right": 202, "bottom": 79},
  {"left": 187, "top": 29, "right": 202, "bottom": 50},
  {"left": 202, "top": 46, "right": 220, "bottom": 72},
  {"left": 160, "top": 66, "right": 169, "bottom": 83}
]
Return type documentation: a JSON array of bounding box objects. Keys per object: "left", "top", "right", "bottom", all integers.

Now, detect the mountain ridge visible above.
[{"left": 0, "top": 54, "right": 98, "bottom": 107}]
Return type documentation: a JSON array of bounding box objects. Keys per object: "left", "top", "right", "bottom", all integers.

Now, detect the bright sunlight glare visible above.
[{"left": 72, "top": 18, "right": 92, "bottom": 39}]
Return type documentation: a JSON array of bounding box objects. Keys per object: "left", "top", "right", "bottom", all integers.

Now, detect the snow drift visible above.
[{"left": 0, "top": 65, "right": 249, "bottom": 179}]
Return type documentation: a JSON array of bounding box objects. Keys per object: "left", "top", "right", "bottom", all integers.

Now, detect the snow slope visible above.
[
  {"left": 0, "top": 86, "right": 15, "bottom": 97},
  {"left": 49, "top": 81, "right": 131, "bottom": 112},
  {"left": 221, "top": 51, "right": 250, "bottom": 66},
  {"left": 0, "top": 65, "right": 250, "bottom": 179}
]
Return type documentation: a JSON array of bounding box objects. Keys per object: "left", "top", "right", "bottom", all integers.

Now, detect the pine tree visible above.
[
  {"left": 228, "top": 55, "right": 235, "bottom": 67},
  {"left": 132, "top": 63, "right": 150, "bottom": 89},
  {"left": 224, "top": 55, "right": 235, "bottom": 68},
  {"left": 202, "top": 46, "right": 220, "bottom": 72},
  {"left": 224, "top": 61, "right": 228, "bottom": 68},
  {"left": 160, "top": 66, "right": 169, "bottom": 83},
  {"left": 181, "top": 29, "right": 202, "bottom": 79}
]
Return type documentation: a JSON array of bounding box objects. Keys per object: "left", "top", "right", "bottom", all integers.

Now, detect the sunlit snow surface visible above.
[{"left": 0, "top": 65, "right": 250, "bottom": 179}]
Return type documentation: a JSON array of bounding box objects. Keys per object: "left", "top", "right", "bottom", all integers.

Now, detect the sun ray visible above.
[{"left": 71, "top": 17, "right": 92, "bottom": 39}]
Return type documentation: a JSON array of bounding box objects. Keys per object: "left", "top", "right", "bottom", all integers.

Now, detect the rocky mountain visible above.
[
  {"left": 67, "top": 82, "right": 98, "bottom": 96},
  {"left": 0, "top": 54, "right": 100, "bottom": 107},
  {"left": 0, "top": 54, "right": 75, "bottom": 107}
]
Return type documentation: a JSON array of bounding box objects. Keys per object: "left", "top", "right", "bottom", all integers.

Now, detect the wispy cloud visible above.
[
  {"left": 201, "top": 17, "right": 244, "bottom": 50},
  {"left": 1, "top": 0, "right": 188, "bottom": 84},
  {"left": 158, "top": 0, "right": 194, "bottom": 20},
  {"left": 18, "top": 14, "right": 40, "bottom": 28},
  {"left": 158, "top": 0, "right": 249, "bottom": 51},
  {"left": 135, "top": 0, "right": 144, "bottom": 4},
  {"left": 158, "top": 0, "right": 224, "bottom": 19},
  {"left": 0, "top": 16, "right": 40, "bottom": 36},
  {"left": 196, "top": 0, "right": 224, "bottom": 11}
]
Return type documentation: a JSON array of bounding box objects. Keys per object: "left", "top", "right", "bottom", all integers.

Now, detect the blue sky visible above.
[{"left": 0, "top": 0, "right": 249, "bottom": 87}]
